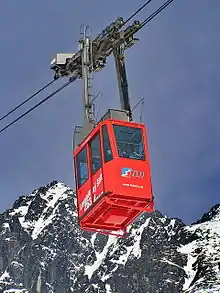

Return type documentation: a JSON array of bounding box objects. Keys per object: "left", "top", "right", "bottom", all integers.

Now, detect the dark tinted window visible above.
[
  {"left": 76, "top": 147, "right": 89, "bottom": 188},
  {"left": 102, "top": 125, "right": 113, "bottom": 163},
  {"left": 90, "top": 133, "right": 101, "bottom": 174},
  {"left": 113, "top": 125, "right": 145, "bottom": 160}
]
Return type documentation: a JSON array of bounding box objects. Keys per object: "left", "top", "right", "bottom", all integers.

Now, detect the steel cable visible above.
[
  {"left": 0, "top": 78, "right": 75, "bottom": 134},
  {"left": 0, "top": 79, "right": 56, "bottom": 122}
]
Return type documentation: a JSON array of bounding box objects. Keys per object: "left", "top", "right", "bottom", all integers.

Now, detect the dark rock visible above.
[{"left": 0, "top": 181, "right": 219, "bottom": 293}]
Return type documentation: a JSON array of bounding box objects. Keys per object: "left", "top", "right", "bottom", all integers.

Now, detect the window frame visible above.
[
  {"left": 102, "top": 124, "right": 113, "bottom": 163},
  {"left": 75, "top": 145, "right": 89, "bottom": 189},
  {"left": 113, "top": 124, "right": 146, "bottom": 161},
  {"left": 89, "top": 131, "right": 102, "bottom": 175}
]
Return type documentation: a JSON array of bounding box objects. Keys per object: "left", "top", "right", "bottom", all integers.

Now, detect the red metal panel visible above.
[
  {"left": 77, "top": 176, "right": 91, "bottom": 218},
  {"left": 91, "top": 169, "right": 104, "bottom": 206},
  {"left": 75, "top": 127, "right": 105, "bottom": 219},
  {"left": 102, "top": 157, "right": 152, "bottom": 200},
  {"left": 74, "top": 143, "right": 91, "bottom": 219},
  {"left": 77, "top": 169, "right": 105, "bottom": 218}
]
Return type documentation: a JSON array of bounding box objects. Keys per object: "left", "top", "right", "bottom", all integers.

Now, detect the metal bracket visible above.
[{"left": 105, "top": 197, "right": 153, "bottom": 212}]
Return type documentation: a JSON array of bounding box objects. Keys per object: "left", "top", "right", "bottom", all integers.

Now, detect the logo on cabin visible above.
[
  {"left": 121, "top": 168, "right": 132, "bottom": 178},
  {"left": 121, "top": 168, "right": 145, "bottom": 179}
]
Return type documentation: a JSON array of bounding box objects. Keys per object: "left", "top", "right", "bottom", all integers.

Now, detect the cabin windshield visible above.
[{"left": 113, "top": 125, "right": 145, "bottom": 160}]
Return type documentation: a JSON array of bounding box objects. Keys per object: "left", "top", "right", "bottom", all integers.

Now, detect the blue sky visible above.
[{"left": 0, "top": 0, "right": 219, "bottom": 225}]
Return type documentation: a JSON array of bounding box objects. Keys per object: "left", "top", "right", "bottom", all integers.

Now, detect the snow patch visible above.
[
  {"left": 111, "top": 218, "right": 150, "bottom": 266},
  {"left": 3, "top": 289, "right": 28, "bottom": 293},
  {"left": 2, "top": 223, "right": 10, "bottom": 229},
  {"left": 11, "top": 261, "right": 24, "bottom": 268},
  {"left": 105, "top": 284, "right": 112, "bottom": 293},
  {"left": 90, "top": 233, "right": 97, "bottom": 248},
  {"left": 178, "top": 214, "right": 220, "bottom": 291},
  {"left": 160, "top": 258, "right": 184, "bottom": 270},
  {"left": 193, "top": 285, "right": 220, "bottom": 293},
  {"left": 131, "top": 218, "right": 151, "bottom": 258},
  {"left": 31, "top": 184, "right": 69, "bottom": 240},
  {"left": 187, "top": 217, "right": 220, "bottom": 237},
  {"left": 84, "top": 235, "right": 117, "bottom": 280},
  {"left": 9, "top": 198, "right": 32, "bottom": 231},
  {"left": 10, "top": 205, "right": 32, "bottom": 230},
  {"left": 9, "top": 182, "right": 71, "bottom": 239},
  {"left": 10, "top": 206, "right": 29, "bottom": 217},
  {"left": 0, "top": 271, "right": 10, "bottom": 281},
  {"left": 160, "top": 216, "right": 168, "bottom": 223},
  {"left": 178, "top": 241, "right": 198, "bottom": 290}
]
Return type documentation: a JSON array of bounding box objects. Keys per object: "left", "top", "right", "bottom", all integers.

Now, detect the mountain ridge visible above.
[{"left": 0, "top": 180, "right": 219, "bottom": 293}]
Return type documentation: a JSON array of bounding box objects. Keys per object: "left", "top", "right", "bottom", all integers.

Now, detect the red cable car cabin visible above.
[{"left": 73, "top": 117, "right": 154, "bottom": 237}]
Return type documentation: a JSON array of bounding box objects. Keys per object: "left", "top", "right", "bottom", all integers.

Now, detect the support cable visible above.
[
  {"left": 123, "top": 0, "right": 153, "bottom": 26},
  {"left": 0, "top": 79, "right": 56, "bottom": 122},
  {"left": 140, "top": 0, "right": 174, "bottom": 29},
  {"left": 0, "top": 0, "right": 176, "bottom": 134},
  {"left": 0, "top": 78, "right": 75, "bottom": 134},
  {"left": 94, "top": 0, "right": 153, "bottom": 41},
  {"left": 132, "top": 97, "right": 144, "bottom": 112}
]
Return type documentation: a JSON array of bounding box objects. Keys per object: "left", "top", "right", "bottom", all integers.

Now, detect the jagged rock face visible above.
[
  {"left": 0, "top": 181, "right": 219, "bottom": 293},
  {"left": 178, "top": 204, "right": 220, "bottom": 293}
]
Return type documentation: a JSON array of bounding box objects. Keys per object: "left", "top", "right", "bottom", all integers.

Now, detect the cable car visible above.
[
  {"left": 51, "top": 6, "right": 177, "bottom": 236},
  {"left": 73, "top": 109, "right": 154, "bottom": 237}
]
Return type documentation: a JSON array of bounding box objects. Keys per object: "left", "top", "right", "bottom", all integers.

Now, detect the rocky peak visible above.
[{"left": 0, "top": 181, "right": 219, "bottom": 293}]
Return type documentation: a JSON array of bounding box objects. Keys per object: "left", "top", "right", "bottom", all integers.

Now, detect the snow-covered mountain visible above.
[{"left": 0, "top": 180, "right": 219, "bottom": 293}]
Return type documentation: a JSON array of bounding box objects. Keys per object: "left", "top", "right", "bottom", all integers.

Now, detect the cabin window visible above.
[
  {"left": 113, "top": 125, "right": 145, "bottom": 160},
  {"left": 90, "top": 133, "right": 102, "bottom": 174},
  {"left": 76, "top": 147, "right": 89, "bottom": 188},
  {"left": 102, "top": 125, "right": 113, "bottom": 163}
]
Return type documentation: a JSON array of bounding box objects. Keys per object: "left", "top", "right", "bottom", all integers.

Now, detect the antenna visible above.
[{"left": 140, "top": 99, "right": 144, "bottom": 123}]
